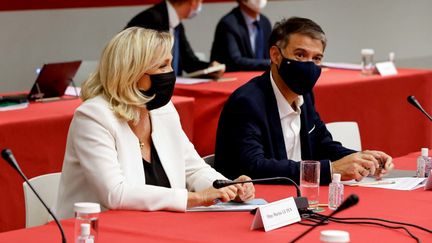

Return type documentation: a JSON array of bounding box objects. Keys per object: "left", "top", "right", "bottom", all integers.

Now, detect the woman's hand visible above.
[{"left": 187, "top": 185, "right": 238, "bottom": 208}]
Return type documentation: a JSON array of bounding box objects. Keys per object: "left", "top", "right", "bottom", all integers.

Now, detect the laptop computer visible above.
[
  {"left": 1, "top": 60, "right": 82, "bottom": 104},
  {"left": 27, "top": 60, "right": 82, "bottom": 100}
]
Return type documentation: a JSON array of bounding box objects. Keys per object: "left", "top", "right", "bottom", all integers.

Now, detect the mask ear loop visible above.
[{"left": 274, "top": 46, "right": 290, "bottom": 70}]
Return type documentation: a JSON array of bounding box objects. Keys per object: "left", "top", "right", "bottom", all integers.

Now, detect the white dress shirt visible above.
[
  {"left": 166, "top": 0, "right": 180, "bottom": 33},
  {"left": 270, "top": 71, "right": 304, "bottom": 161},
  {"left": 240, "top": 9, "right": 260, "bottom": 54}
]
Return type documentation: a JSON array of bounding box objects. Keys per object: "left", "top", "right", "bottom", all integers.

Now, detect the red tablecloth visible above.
[
  {"left": 0, "top": 95, "right": 194, "bottom": 232},
  {"left": 174, "top": 69, "right": 432, "bottom": 157},
  {"left": 0, "top": 152, "right": 430, "bottom": 242}
]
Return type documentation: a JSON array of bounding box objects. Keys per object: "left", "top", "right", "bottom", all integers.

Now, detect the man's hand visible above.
[
  {"left": 332, "top": 151, "right": 393, "bottom": 181},
  {"left": 233, "top": 175, "right": 255, "bottom": 202},
  {"left": 207, "top": 61, "right": 225, "bottom": 79}
]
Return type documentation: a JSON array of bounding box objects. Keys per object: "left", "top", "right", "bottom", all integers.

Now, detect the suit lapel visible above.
[
  {"left": 233, "top": 7, "right": 254, "bottom": 57},
  {"left": 259, "top": 72, "right": 288, "bottom": 160},
  {"left": 157, "top": 1, "right": 170, "bottom": 30},
  {"left": 300, "top": 95, "right": 313, "bottom": 159}
]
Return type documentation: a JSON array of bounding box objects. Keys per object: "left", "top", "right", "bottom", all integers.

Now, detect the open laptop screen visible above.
[{"left": 28, "top": 60, "right": 82, "bottom": 100}]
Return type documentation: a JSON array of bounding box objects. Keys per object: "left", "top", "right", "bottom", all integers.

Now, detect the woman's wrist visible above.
[{"left": 187, "top": 192, "right": 201, "bottom": 208}]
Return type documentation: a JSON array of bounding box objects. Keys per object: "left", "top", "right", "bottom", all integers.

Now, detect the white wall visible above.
[{"left": 1, "top": 0, "right": 432, "bottom": 92}]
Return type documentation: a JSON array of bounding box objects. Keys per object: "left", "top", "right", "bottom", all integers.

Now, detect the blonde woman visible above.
[{"left": 55, "top": 27, "right": 254, "bottom": 219}]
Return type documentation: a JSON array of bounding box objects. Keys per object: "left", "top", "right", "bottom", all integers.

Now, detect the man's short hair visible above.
[{"left": 268, "top": 17, "right": 327, "bottom": 51}]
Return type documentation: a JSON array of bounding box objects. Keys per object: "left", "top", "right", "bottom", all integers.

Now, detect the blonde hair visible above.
[{"left": 81, "top": 27, "right": 173, "bottom": 122}]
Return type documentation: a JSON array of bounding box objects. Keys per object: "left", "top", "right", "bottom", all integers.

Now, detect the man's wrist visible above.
[{"left": 329, "top": 160, "right": 333, "bottom": 178}]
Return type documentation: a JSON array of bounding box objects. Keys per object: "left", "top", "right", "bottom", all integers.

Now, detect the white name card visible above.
[
  {"left": 251, "top": 197, "right": 301, "bottom": 232},
  {"left": 375, "top": 61, "right": 398, "bottom": 76}
]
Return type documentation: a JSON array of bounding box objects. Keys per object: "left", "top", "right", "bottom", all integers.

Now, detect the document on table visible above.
[
  {"left": 184, "top": 64, "right": 225, "bottom": 78},
  {"left": 65, "top": 86, "right": 81, "bottom": 96},
  {"left": 0, "top": 101, "right": 29, "bottom": 111},
  {"left": 342, "top": 177, "right": 426, "bottom": 190},
  {"left": 322, "top": 62, "right": 362, "bottom": 70},
  {"left": 187, "top": 198, "right": 267, "bottom": 212},
  {"left": 176, "top": 77, "right": 212, "bottom": 85}
]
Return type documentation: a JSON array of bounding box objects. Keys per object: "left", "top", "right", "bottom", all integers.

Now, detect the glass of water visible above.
[{"left": 300, "top": 160, "right": 320, "bottom": 211}]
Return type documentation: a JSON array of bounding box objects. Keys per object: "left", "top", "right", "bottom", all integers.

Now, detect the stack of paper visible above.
[
  {"left": 176, "top": 77, "right": 212, "bottom": 85},
  {"left": 0, "top": 101, "right": 29, "bottom": 111},
  {"left": 187, "top": 198, "right": 267, "bottom": 212},
  {"left": 322, "top": 62, "right": 362, "bottom": 70},
  {"left": 342, "top": 177, "right": 426, "bottom": 190}
]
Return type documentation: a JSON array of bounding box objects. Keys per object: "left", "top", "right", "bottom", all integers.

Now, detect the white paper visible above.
[
  {"left": 65, "top": 86, "right": 81, "bottom": 96},
  {"left": 187, "top": 198, "right": 267, "bottom": 212},
  {"left": 0, "top": 102, "right": 29, "bottom": 111},
  {"left": 184, "top": 64, "right": 226, "bottom": 78},
  {"left": 322, "top": 62, "right": 362, "bottom": 70},
  {"left": 176, "top": 77, "right": 212, "bottom": 85},
  {"left": 375, "top": 61, "right": 398, "bottom": 76},
  {"left": 342, "top": 177, "right": 426, "bottom": 190}
]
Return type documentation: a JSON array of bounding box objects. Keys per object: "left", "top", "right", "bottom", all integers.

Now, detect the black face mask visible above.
[
  {"left": 140, "top": 71, "right": 176, "bottom": 110},
  {"left": 277, "top": 50, "right": 322, "bottom": 95}
]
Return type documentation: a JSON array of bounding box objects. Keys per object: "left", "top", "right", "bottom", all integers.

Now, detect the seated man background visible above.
[
  {"left": 126, "top": 0, "right": 224, "bottom": 78},
  {"left": 214, "top": 17, "right": 393, "bottom": 184},
  {"left": 210, "top": 0, "right": 271, "bottom": 71}
]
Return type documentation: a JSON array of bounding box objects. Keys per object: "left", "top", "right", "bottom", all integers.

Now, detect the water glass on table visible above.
[{"left": 300, "top": 160, "right": 320, "bottom": 211}]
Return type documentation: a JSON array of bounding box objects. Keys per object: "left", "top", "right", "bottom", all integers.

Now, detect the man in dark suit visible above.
[
  {"left": 211, "top": 0, "right": 271, "bottom": 71},
  {"left": 214, "top": 17, "right": 393, "bottom": 184},
  {"left": 126, "top": 0, "right": 224, "bottom": 77}
]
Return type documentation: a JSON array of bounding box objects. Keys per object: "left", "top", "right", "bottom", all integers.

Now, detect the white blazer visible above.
[{"left": 55, "top": 95, "right": 226, "bottom": 219}]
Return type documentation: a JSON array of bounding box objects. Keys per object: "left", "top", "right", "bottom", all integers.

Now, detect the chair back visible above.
[
  {"left": 326, "top": 121, "right": 362, "bottom": 151},
  {"left": 23, "top": 172, "right": 61, "bottom": 228},
  {"left": 202, "top": 154, "right": 215, "bottom": 167}
]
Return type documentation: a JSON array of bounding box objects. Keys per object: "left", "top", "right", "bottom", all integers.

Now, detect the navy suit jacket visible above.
[
  {"left": 214, "top": 71, "right": 355, "bottom": 184},
  {"left": 210, "top": 7, "right": 271, "bottom": 72},
  {"left": 126, "top": 1, "right": 209, "bottom": 74}
]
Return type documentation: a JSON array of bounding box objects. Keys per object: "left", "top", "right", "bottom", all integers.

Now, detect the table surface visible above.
[
  {"left": 174, "top": 68, "right": 432, "bottom": 157},
  {"left": 0, "top": 152, "right": 430, "bottom": 242},
  {"left": 0, "top": 95, "right": 195, "bottom": 232}
]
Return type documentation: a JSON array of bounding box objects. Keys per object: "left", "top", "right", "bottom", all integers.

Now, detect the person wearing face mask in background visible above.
[
  {"left": 210, "top": 0, "right": 271, "bottom": 71},
  {"left": 125, "top": 0, "right": 225, "bottom": 78},
  {"left": 55, "top": 27, "right": 254, "bottom": 219},
  {"left": 214, "top": 17, "right": 394, "bottom": 184}
]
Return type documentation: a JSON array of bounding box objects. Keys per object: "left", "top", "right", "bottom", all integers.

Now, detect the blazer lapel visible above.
[
  {"left": 157, "top": 1, "right": 170, "bottom": 30},
  {"left": 260, "top": 72, "right": 288, "bottom": 160},
  {"left": 300, "top": 98, "right": 313, "bottom": 159},
  {"left": 233, "top": 7, "right": 254, "bottom": 57},
  {"left": 149, "top": 109, "right": 184, "bottom": 188}
]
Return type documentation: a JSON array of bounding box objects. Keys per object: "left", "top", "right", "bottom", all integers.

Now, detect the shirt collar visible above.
[
  {"left": 269, "top": 70, "right": 304, "bottom": 118},
  {"left": 166, "top": 0, "right": 180, "bottom": 30},
  {"left": 239, "top": 8, "right": 260, "bottom": 26}
]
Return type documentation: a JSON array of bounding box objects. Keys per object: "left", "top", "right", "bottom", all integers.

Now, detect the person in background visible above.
[
  {"left": 55, "top": 27, "right": 254, "bottom": 219},
  {"left": 126, "top": 0, "right": 225, "bottom": 78},
  {"left": 214, "top": 17, "right": 394, "bottom": 184},
  {"left": 210, "top": 0, "right": 271, "bottom": 71}
]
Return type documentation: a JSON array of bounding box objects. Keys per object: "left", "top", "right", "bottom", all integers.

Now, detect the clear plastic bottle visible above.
[
  {"left": 76, "top": 223, "right": 94, "bottom": 243},
  {"left": 388, "top": 52, "right": 395, "bottom": 63},
  {"left": 74, "top": 202, "right": 100, "bottom": 243},
  {"left": 417, "top": 148, "right": 431, "bottom": 177},
  {"left": 416, "top": 148, "right": 430, "bottom": 178},
  {"left": 361, "top": 49, "right": 375, "bottom": 76},
  {"left": 328, "top": 173, "right": 344, "bottom": 210}
]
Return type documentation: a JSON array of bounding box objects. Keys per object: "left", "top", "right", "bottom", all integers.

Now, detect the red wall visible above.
[{"left": 0, "top": 0, "right": 230, "bottom": 11}]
